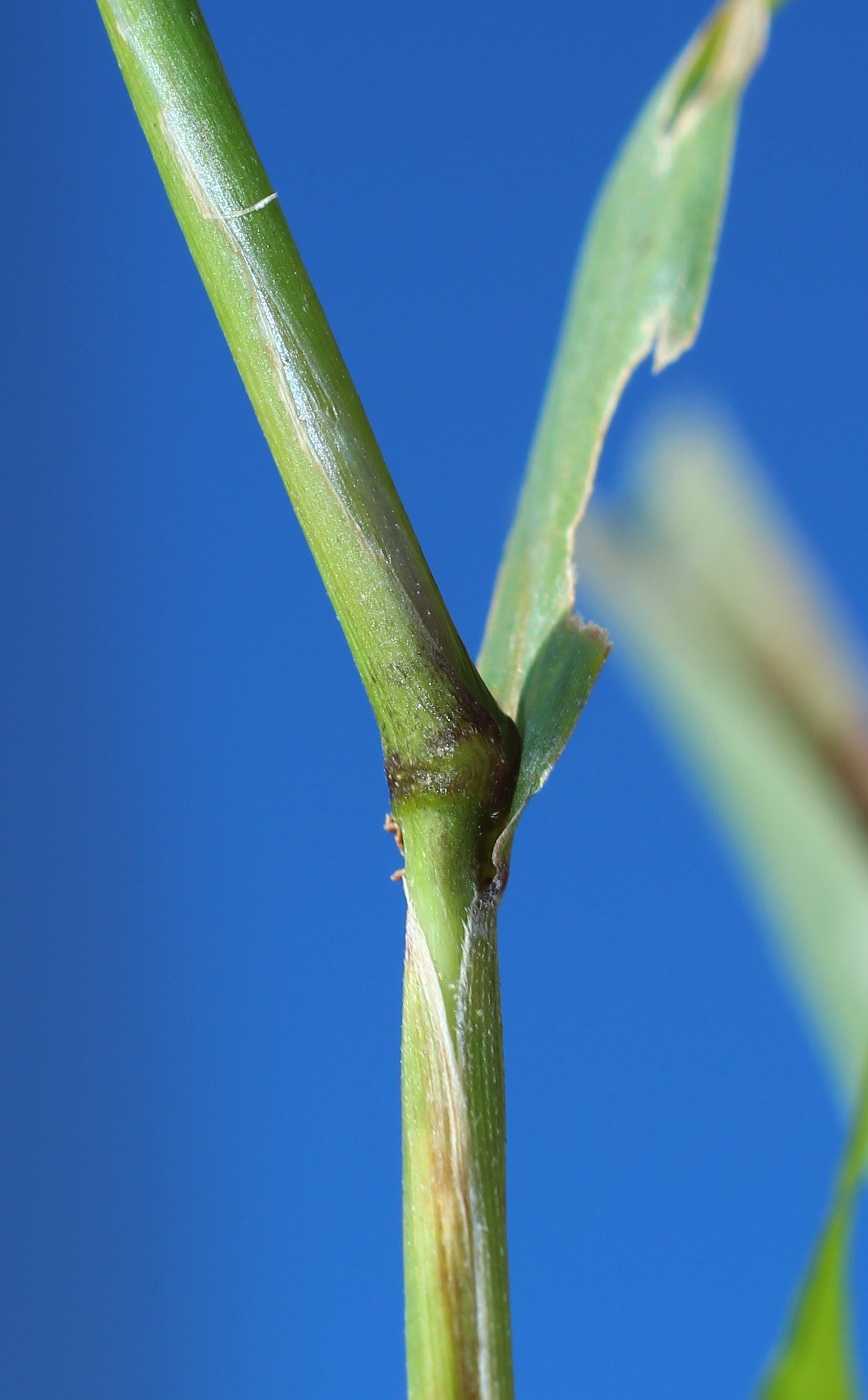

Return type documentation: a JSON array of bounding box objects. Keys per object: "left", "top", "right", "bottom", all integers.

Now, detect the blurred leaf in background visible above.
[
  {"left": 581, "top": 410, "right": 868, "bottom": 1395},
  {"left": 582, "top": 415, "right": 868, "bottom": 1101}
]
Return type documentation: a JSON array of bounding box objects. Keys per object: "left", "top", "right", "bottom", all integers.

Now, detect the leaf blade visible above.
[
  {"left": 493, "top": 617, "right": 610, "bottom": 873},
  {"left": 582, "top": 417, "right": 868, "bottom": 1100},
  {"left": 758, "top": 1067, "right": 868, "bottom": 1400},
  {"left": 479, "top": 0, "right": 770, "bottom": 725}
]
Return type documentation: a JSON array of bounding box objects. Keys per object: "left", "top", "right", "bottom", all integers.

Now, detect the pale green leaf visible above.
[
  {"left": 582, "top": 417, "right": 868, "bottom": 1101},
  {"left": 636, "top": 419, "right": 868, "bottom": 755},
  {"left": 583, "top": 414, "right": 868, "bottom": 1397},
  {"left": 480, "top": 0, "right": 771, "bottom": 747}
]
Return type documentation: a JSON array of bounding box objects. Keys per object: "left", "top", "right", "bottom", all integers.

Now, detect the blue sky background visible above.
[{"left": 2, "top": 2, "right": 867, "bottom": 1396}]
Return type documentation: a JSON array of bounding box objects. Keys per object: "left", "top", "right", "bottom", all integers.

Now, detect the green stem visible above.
[
  {"left": 97, "top": 0, "right": 515, "bottom": 793},
  {"left": 97, "top": 3, "right": 519, "bottom": 1394},
  {"left": 400, "top": 806, "right": 513, "bottom": 1400}
]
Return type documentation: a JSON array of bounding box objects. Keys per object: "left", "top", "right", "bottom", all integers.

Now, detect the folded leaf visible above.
[{"left": 492, "top": 617, "right": 610, "bottom": 874}]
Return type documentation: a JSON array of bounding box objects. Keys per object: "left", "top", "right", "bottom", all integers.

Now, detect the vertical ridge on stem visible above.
[{"left": 402, "top": 895, "right": 513, "bottom": 1400}]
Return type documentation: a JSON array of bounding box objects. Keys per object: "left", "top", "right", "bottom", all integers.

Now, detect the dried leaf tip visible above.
[{"left": 668, "top": 0, "right": 769, "bottom": 137}]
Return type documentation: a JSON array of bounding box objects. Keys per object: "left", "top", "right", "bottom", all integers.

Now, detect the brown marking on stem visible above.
[{"left": 403, "top": 902, "right": 480, "bottom": 1397}]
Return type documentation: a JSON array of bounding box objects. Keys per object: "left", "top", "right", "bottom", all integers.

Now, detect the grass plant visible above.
[{"left": 96, "top": 1, "right": 864, "bottom": 1394}]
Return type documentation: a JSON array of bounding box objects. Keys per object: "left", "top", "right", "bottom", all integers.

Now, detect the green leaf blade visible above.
[
  {"left": 759, "top": 1069, "right": 868, "bottom": 1400},
  {"left": 480, "top": 0, "right": 770, "bottom": 729},
  {"left": 493, "top": 616, "right": 609, "bottom": 872}
]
